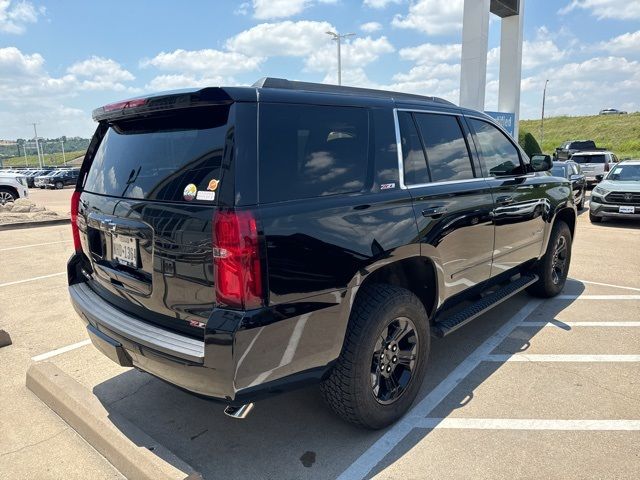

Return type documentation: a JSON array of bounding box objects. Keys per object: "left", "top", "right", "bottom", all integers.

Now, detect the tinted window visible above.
[
  {"left": 397, "top": 111, "right": 428, "bottom": 185},
  {"left": 469, "top": 119, "right": 522, "bottom": 176},
  {"left": 570, "top": 141, "right": 595, "bottom": 150},
  {"left": 414, "top": 113, "right": 474, "bottom": 182},
  {"left": 259, "top": 104, "right": 369, "bottom": 203},
  {"left": 84, "top": 107, "right": 229, "bottom": 202},
  {"left": 551, "top": 165, "right": 567, "bottom": 178},
  {"left": 572, "top": 154, "right": 605, "bottom": 164}
]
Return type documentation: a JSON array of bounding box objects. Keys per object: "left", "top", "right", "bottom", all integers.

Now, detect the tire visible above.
[
  {"left": 589, "top": 212, "right": 602, "bottom": 223},
  {"left": 528, "top": 221, "right": 572, "bottom": 298},
  {"left": 0, "top": 187, "right": 17, "bottom": 205},
  {"left": 55, "top": 181, "right": 64, "bottom": 190},
  {"left": 320, "top": 283, "right": 430, "bottom": 429}
]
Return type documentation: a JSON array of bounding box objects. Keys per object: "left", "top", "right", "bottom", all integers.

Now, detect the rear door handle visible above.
[
  {"left": 421, "top": 206, "right": 447, "bottom": 217},
  {"left": 496, "top": 195, "right": 514, "bottom": 205}
]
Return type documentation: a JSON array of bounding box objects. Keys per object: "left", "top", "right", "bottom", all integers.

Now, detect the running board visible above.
[{"left": 432, "top": 274, "right": 539, "bottom": 338}]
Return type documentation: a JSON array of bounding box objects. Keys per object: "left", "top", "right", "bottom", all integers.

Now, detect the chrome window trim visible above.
[{"left": 392, "top": 108, "right": 407, "bottom": 189}]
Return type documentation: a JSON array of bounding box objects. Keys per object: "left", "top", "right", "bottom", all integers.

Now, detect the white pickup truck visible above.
[
  {"left": 570, "top": 151, "right": 619, "bottom": 186},
  {"left": 0, "top": 172, "right": 29, "bottom": 204}
]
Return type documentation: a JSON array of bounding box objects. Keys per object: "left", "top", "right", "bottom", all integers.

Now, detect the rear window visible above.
[
  {"left": 570, "top": 141, "right": 595, "bottom": 150},
  {"left": 572, "top": 154, "right": 605, "bottom": 164},
  {"left": 84, "top": 106, "right": 230, "bottom": 202},
  {"left": 259, "top": 103, "right": 369, "bottom": 203}
]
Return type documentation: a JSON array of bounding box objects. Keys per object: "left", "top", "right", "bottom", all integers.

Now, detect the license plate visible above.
[
  {"left": 619, "top": 206, "right": 635, "bottom": 214},
  {"left": 112, "top": 234, "right": 138, "bottom": 267}
]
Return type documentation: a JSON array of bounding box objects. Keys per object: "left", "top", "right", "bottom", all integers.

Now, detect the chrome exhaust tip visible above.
[{"left": 224, "top": 403, "right": 254, "bottom": 419}]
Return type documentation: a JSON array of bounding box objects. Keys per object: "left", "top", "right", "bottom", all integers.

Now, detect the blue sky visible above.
[{"left": 1, "top": 0, "right": 639, "bottom": 138}]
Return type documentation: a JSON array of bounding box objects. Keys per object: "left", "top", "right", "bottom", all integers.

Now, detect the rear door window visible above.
[
  {"left": 259, "top": 103, "right": 369, "bottom": 203},
  {"left": 84, "top": 106, "right": 230, "bottom": 202},
  {"left": 413, "top": 113, "right": 474, "bottom": 182},
  {"left": 468, "top": 118, "right": 523, "bottom": 176}
]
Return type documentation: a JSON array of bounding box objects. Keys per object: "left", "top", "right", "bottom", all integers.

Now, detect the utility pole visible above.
[
  {"left": 61, "top": 139, "right": 66, "bottom": 165},
  {"left": 32, "top": 123, "right": 42, "bottom": 168},
  {"left": 326, "top": 31, "right": 355, "bottom": 86},
  {"left": 540, "top": 79, "right": 549, "bottom": 147},
  {"left": 23, "top": 143, "right": 28, "bottom": 167}
]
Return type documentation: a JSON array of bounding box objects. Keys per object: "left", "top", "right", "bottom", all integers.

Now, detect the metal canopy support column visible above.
[
  {"left": 498, "top": 0, "right": 525, "bottom": 139},
  {"left": 459, "top": 0, "right": 491, "bottom": 111}
]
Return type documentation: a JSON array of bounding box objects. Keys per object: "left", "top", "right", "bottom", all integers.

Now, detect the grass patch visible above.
[
  {"left": 1, "top": 150, "right": 86, "bottom": 167},
  {"left": 520, "top": 113, "right": 640, "bottom": 159}
]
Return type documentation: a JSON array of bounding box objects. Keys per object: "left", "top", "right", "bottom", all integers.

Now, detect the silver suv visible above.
[
  {"left": 590, "top": 160, "right": 640, "bottom": 223},
  {"left": 571, "top": 151, "right": 619, "bottom": 186}
]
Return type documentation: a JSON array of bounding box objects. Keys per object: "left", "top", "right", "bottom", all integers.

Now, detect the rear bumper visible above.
[{"left": 67, "top": 256, "right": 344, "bottom": 404}]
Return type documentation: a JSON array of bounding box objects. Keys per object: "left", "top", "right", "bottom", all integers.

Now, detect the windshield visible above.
[
  {"left": 572, "top": 154, "right": 605, "bottom": 164},
  {"left": 608, "top": 164, "right": 640, "bottom": 181},
  {"left": 551, "top": 166, "right": 567, "bottom": 177}
]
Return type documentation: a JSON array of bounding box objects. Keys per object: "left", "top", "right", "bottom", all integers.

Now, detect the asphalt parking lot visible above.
[{"left": 1, "top": 190, "right": 639, "bottom": 479}]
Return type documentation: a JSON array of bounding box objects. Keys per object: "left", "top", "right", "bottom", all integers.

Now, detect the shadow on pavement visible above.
[{"left": 92, "top": 283, "right": 584, "bottom": 480}]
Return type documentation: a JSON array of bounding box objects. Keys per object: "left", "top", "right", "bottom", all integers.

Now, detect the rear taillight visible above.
[
  {"left": 103, "top": 98, "right": 147, "bottom": 112},
  {"left": 71, "top": 190, "right": 81, "bottom": 252},
  {"left": 212, "top": 210, "right": 263, "bottom": 310}
]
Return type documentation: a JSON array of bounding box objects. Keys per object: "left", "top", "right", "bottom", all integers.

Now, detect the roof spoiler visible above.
[
  {"left": 252, "top": 77, "right": 455, "bottom": 106},
  {"left": 92, "top": 87, "right": 233, "bottom": 122}
]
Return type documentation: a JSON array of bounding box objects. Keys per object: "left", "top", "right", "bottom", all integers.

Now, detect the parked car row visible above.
[{"left": 33, "top": 169, "right": 80, "bottom": 189}]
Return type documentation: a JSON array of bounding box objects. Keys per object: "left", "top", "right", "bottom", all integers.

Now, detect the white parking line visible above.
[
  {"left": 556, "top": 294, "right": 640, "bottom": 300},
  {"left": 485, "top": 354, "right": 640, "bottom": 362},
  {"left": 0, "top": 272, "right": 65, "bottom": 288},
  {"left": 573, "top": 279, "right": 640, "bottom": 292},
  {"left": 521, "top": 321, "right": 640, "bottom": 327},
  {"left": 416, "top": 418, "right": 640, "bottom": 431},
  {"left": 31, "top": 339, "right": 91, "bottom": 362},
  {"left": 336, "top": 299, "right": 543, "bottom": 480},
  {"left": 0, "top": 240, "right": 70, "bottom": 252}
]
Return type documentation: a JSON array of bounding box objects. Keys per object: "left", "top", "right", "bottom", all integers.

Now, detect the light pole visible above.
[
  {"left": 540, "top": 79, "right": 549, "bottom": 147},
  {"left": 23, "top": 143, "right": 28, "bottom": 167},
  {"left": 326, "top": 31, "right": 355, "bottom": 86},
  {"left": 32, "top": 123, "right": 42, "bottom": 168},
  {"left": 61, "top": 139, "right": 66, "bottom": 165}
]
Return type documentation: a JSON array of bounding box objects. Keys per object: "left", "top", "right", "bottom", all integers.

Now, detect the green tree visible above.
[{"left": 519, "top": 131, "right": 542, "bottom": 158}]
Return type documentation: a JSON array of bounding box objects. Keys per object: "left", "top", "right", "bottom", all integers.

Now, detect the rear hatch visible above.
[
  {"left": 572, "top": 153, "right": 606, "bottom": 177},
  {"left": 77, "top": 101, "right": 234, "bottom": 338}
]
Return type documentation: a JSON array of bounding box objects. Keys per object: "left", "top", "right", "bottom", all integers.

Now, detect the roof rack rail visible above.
[{"left": 252, "top": 77, "right": 455, "bottom": 106}]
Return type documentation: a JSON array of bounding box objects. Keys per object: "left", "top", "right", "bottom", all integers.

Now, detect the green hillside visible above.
[
  {"left": 1, "top": 150, "right": 86, "bottom": 168},
  {"left": 520, "top": 113, "right": 640, "bottom": 159}
]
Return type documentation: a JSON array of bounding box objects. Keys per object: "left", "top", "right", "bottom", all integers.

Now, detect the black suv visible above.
[
  {"left": 43, "top": 169, "right": 79, "bottom": 189},
  {"left": 68, "top": 78, "right": 576, "bottom": 429}
]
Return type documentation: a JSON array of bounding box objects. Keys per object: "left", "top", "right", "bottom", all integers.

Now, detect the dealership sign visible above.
[{"left": 485, "top": 111, "right": 516, "bottom": 137}]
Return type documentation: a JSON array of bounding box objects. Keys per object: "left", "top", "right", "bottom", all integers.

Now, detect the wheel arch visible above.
[
  {"left": 542, "top": 206, "right": 576, "bottom": 255},
  {"left": 354, "top": 256, "right": 439, "bottom": 323},
  {"left": 0, "top": 185, "right": 19, "bottom": 200}
]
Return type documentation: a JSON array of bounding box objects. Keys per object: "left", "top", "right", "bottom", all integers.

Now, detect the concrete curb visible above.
[
  {"left": 26, "top": 362, "right": 202, "bottom": 480},
  {"left": 0, "top": 218, "right": 70, "bottom": 231},
  {"left": 0, "top": 329, "right": 11, "bottom": 347}
]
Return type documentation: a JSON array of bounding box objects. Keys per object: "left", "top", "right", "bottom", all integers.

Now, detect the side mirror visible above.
[
  {"left": 531, "top": 154, "right": 552, "bottom": 172},
  {"left": 595, "top": 174, "right": 604, "bottom": 182}
]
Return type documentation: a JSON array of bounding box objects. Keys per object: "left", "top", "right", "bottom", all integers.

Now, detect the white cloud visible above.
[
  {"left": 560, "top": 0, "right": 640, "bottom": 20},
  {"left": 141, "top": 49, "right": 262, "bottom": 75},
  {"left": 306, "top": 36, "right": 394, "bottom": 73},
  {"left": 599, "top": 30, "right": 640, "bottom": 55},
  {"left": 144, "top": 74, "right": 228, "bottom": 92},
  {"left": 67, "top": 56, "right": 135, "bottom": 91},
  {"left": 392, "top": 0, "right": 463, "bottom": 35},
  {"left": 0, "top": 0, "right": 44, "bottom": 34},
  {"left": 252, "top": 0, "right": 309, "bottom": 19},
  {"left": 360, "top": 21, "right": 382, "bottom": 33},
  {"left": 519, "top": 56, "right": 640, "bottom": 118},
  {"left": 399, "top": 43, "right": 461, "bottom": 65},
  {"left": 363, "top": 0, "right": 401, "bottom": 8},
  {"left": 226, "top": 20, "right": 334, "bottom": 57}
]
